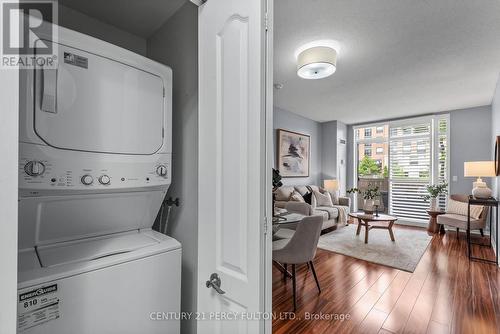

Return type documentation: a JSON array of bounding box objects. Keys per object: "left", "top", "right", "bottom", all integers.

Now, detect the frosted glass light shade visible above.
[
  {"left": 323, "top": 179, "right": 339, "bottom": 191},
  {"left": 464, "top": 161, "right": 496, "bottom": 177},
  {"left": 297, "top": 46, "right": 337, "bottom": 79}
]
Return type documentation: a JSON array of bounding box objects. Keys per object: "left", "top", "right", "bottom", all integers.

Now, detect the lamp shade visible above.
[
  {"left": 464, "top": 161, "right": 496, "bottom": 177},
  {"left": 297, "top": 46, "right": 337, "bottom": 79},
  {"left": 323, "top": 179, "right": 339, "bottom": 191}
]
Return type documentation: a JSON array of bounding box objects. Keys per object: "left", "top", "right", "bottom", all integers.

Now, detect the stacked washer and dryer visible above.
[{"left": 17, "top": 25, "right": 181, "bottom": 333}]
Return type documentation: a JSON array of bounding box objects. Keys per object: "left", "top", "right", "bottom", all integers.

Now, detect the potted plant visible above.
[
  {"left": 272, "top": 168, "right": 283, "bottom": 216},
  {"left": 422, "top": 182, "right": 448, "bottom": 210},
  {"left": 347, "top": 185, "right": 380, "bottom": 214}
]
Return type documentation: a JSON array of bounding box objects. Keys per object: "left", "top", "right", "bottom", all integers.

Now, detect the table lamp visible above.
[
  {"left": 323, "top": 179, "right": 339, "bottom": 194},
  {"left": 464, "top": 161, "right": 495, "bottom": 198}
]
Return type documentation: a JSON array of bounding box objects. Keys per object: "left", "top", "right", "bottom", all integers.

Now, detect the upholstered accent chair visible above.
[{"left": 437, "top": 194, "right": 489, "bottom": 238}]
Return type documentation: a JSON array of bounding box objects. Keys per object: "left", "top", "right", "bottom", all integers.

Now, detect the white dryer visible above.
[{"left": 18, "top": 25, "right": 180, "bottom": 333}]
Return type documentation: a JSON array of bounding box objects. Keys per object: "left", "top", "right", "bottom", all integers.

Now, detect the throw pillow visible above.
[
  {"left": 274, "top": 186, "right": 294, "bottom": 201},
  {"left": 290, "top": 191, "right": 305, "bottom": 202},
  {"left": 313, "top": 190, "right": 334, "bottom": 207},
  {"left": 447, "top": 198, "right": 483, "bottom": 219},
  {"left": 303, "top": 192, "right": 313, "bottom": 205}
]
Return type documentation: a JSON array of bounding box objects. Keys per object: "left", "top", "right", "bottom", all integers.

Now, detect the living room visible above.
[{"left": 271, "top": 1, "right": 500, "bottom": 333}]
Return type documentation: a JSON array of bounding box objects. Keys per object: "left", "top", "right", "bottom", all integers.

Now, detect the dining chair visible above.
[
  {"left": 273, "top": 202, "right": 313, "bottom": 240},
  {"left": 272, "top": 215, "right": 323, "bottom": 311}
]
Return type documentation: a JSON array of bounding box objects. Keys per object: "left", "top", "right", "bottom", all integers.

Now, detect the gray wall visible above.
[
  {"left": 320, "top": 121, "right": 337, "bottom": 182},
  {"left": 337, "top": 122, "right": 348, "bottom": 195},
  {"left": 147, "top": 3, "right": 198, "bottom": 334},
  {"left": 321, "top": 121, "right": 347, "bottom": 195},
  {"left": 274, "top": 107, "right": 322, "bottom": 186},
  {"left": 58, "top": 4, "right": 147, "bottom": 55},
  {"left": 449, "top": 106, "right": 492, "bottom": 194},
  {"left": 491, "top": 76, "right": 500, "bottom": 261}
]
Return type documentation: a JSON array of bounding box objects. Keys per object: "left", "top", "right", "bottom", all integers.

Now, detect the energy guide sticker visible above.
[{"left": 18, "top": 284, "right": 60, "bottom": 332}]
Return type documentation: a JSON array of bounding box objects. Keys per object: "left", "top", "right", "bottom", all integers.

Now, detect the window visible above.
[
  {"left": 364, "top": 144, "right": 372, "bottom": 156},
  {"left": 355, "top": 115, "right": 449, "bottom": 222}
]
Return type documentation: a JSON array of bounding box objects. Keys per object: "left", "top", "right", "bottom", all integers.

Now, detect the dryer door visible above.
[{"left": 34, "top": 40, "right": 164, "bottom": 155}]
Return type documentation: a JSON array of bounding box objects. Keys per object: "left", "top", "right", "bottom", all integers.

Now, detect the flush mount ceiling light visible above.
[{"left": 297, "top": 46, "right": 337, "bottom": 79}]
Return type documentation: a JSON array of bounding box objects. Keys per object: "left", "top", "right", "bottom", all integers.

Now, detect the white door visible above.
[{"left": 197, "top": 0, "right": 270, "bottom": 333}]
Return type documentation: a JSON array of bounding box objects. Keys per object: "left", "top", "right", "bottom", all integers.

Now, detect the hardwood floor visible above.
[{"left": 272, "top": 226, "right": 499, "bottom": 334}]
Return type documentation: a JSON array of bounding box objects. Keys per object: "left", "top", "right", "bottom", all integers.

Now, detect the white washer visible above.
[{"left": 18, "top": 25, "right": 180, "bottom": 333}]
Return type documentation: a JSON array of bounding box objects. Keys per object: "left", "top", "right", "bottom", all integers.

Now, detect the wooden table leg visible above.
[
  {"left": 427, "top": 215, "right": 438, "bottom": 233},
  {"left": 356, "top": 218, "right": 362, "bottom": 236},
  {"left": 364, "top": 221, "right": 369, "bottom": 244},
  {"left": 388, "top": 221, "right": 395, "bottom": 241},
  {"left": 439, "top": 224, "right": 445, "bottom": 234}
]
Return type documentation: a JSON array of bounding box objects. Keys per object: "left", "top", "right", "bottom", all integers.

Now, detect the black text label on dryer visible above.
[{"left": 64, "top": 52, "right": 88, "bottom": 69}]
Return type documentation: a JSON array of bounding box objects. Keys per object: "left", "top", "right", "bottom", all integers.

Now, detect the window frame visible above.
[{"left": 353, "top": 114, "right": 450, "bottom": 224}]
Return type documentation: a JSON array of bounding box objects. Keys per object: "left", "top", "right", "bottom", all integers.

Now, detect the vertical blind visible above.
[{"left": 389, "top": 122, "right": 432, "bottom": 221}]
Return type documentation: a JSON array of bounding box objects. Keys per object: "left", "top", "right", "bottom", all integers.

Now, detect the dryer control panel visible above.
[{"left": 19, "top": 143, "right": 171, "bottom": 194}]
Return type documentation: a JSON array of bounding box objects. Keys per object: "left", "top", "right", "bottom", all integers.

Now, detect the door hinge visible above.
[
  {"left": 163, "top": 87, "right": 165, "bottom": 97},
  {"left": 264, "top": 12, "right": 269, "bottom": 31}
]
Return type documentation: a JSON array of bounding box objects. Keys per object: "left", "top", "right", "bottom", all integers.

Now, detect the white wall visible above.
[
  {"left": 0, "top": 69, "right": 19, "bottom": 333},
  {"left": 58, "top": 4, "right": 147, "bottom": 55},
  {"left": 147, "top": 3, "right": 199, "bottom": 334},
  {"left": 491, "top": 76, "right": 500, "bottom": 260},
  {"left": 274, "top": 107, "right": 323, "bottom": 185}
]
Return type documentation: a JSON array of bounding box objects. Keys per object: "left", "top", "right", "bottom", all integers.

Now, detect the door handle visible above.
[{"left": 206, "top": 273, "right": 226, "bottom": 294}]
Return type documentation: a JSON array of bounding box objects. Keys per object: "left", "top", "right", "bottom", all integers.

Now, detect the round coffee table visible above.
[
  {"left": 348, "top": 212, "right": 398, "bottom": 244},
  {"left": 426, "top": 209, "right": 446, "bottom": 234}
]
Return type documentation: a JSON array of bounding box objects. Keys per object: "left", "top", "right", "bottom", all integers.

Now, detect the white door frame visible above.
[
  {"left": 0, "top": 66, "right": 19, "bottom": 333},
  {"left": 263, "top": 0, "right": 273, "bottom": 332}
]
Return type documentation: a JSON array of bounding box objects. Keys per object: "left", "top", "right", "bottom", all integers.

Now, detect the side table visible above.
[
  {"left": 467, "top": 196, "right": 498, "bottom": 265},
  {"left": 426, "top": 209, "right": 446, "bottom": 234}
]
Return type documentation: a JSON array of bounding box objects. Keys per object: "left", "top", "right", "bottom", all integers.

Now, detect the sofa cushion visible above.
[
  {"left": 308, "top": 185, "right": 320, "bottom": 193},
  {"left": 315, "top": 206, "right": 339, "bottom": 220},
  {"left": 303, "top": 192, "right": 312, "bottom": 204},
  {"left": 447, "top": 198, "right": 483, "bottom": 219},
  {"left": 313, "top": 190, "right": 334, "bottom": 207},
  {"left": 312, "top": 209, "right": 329, "bottom": 221},
  {"left": 274, "top": 200, "right": 288, "bottom": 209},
  {"left": 328, "top": 190, "right": 339, "bottom": 205},
  {"left": 290, "top": 191, "right": 305, "bottom": 202},
  {"left": 294, "top": 185, "right": 309, "bottom": 196},
  {"left": 437, "top": 213, "right": 485, "bottom": 230},
  {"left": 275, "top": 186, "right": 294, "bottom": 201}
]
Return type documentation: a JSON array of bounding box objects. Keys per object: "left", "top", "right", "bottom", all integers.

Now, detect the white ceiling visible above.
[
  {"left": 59, "top": 0, "right": 187, "bottom": 38},
  {"left": 274, "top": 0, "right": 500, "bottom": 124}
]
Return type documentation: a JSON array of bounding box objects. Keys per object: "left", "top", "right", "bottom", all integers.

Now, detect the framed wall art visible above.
[{"left": 277, "top": 129, "right": 310, "bottom": 177}]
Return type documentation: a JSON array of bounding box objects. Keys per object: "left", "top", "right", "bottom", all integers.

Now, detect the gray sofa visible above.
[{"left": 274, "top": 185, "right": 351, "bottom": 230}]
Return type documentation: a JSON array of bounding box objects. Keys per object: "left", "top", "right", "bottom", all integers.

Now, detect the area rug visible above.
[{"left": 317, "top": 224, "right": 432, "bottom": 272}]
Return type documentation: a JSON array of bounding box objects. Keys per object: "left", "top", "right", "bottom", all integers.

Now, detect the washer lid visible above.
[
  {"left": 37, "top": 230, "right": 159, "bottom": 268},
  {"left": 34, "top": 40, "right": 165, "bottom": 155}
]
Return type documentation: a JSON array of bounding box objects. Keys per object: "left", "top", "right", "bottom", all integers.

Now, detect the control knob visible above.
[
  {"left": 156, "top": 165, "right": 168, "bottom": 177},
  {"left": 81, "top": 174, "right": 94, "bottom": 185},
  {"left": 99, "top": 175, "right": 111, "bottom": 185},
  {"left": 24, "top": 161, "right": 45, "bottom": 177}
]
